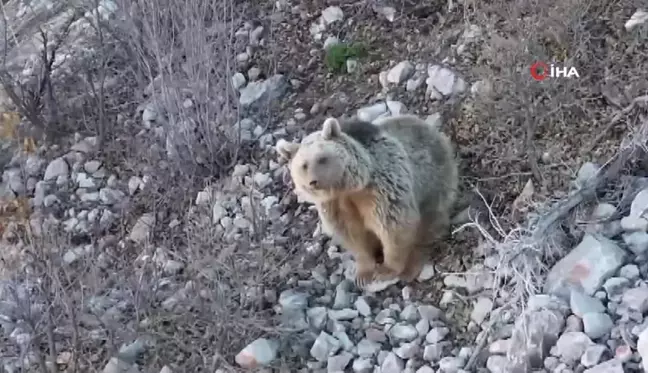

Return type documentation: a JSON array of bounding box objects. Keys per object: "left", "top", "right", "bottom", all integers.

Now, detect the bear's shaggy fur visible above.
[{"left": 276, "top": 114, "right": 458, "bottom": 286}]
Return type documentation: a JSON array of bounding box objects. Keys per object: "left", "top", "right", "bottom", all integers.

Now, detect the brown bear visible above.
[{"left": 276, "top": 114, "right": 458, "bottom": 287}]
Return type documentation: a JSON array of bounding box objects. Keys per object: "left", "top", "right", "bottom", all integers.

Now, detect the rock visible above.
[
  {"left": 128, "top": 213, "right": 156, "bottom": 244},
  {"left": 630, "top": 188, "right": 648, "bottom": 217},
  {"left": 399, "top": 304, "right": 419, "bottom": 322},
  {"left": 470, "top": 297, "right": 493, "bottom": 324},
  {"left": 307, "top": 307, "right": 328, "bottom": 329},
  {"left": 415, "top": 318, "right": 430, "bottom": 336},
  {"left": 102, "top": 357, "right": 139, "bottom": 373},
  {"left": 84, "top": 160, "right": 102, "bottom": 174},
  {"left": 321, "top": 6, "right": 344, "bottom": 24},
  {"left": 387, "top": 61, "right": 415, "bottom": 84},
  {"left": 603, "top": 277, "right": 630, "bottom": 300},
  {"left": 486, "top": 355, "right": 507, "bottom": 373},
  {"left": 575, "top": 162, "right": 600, "bottom": 188},
  {"left": 100, "top": 188, "right": 126, "bottom": 205},
  {"left": 380, "top": 352, "right": 404, "bottom": 373},
  {"left": 580, "top": 344, "right": 607, "bottom": 367},
  {"left": 354, "top": 297, "right": 372, "bottom": 317},
  {"left": 544, "top": 233, "right": 626, "bottom": 297},
  {"left": 438, "top": 356, "right": 465, "bottom": 372},
  {"left": 637, "top": 326, "right": 648, "bottom": 370},
  {"left": 235, "top": 338, "right": 279, "bottom": 368},
  {"left": 415, "top": 367, "right": 435, "bottom": 373},
  {"left": 328, "top": 352, "right": 353, "bottom": 372},
  {"left": 357, "top": 338, "right": 381, "bottom": 358},
  {"left": 619, "top": 264, "right": 640, "bottom": 279},
  {"left": 328, "top": 309, "right": 359, "bottom": 321},
  {"left": 310, "top": 332, "right": 341, "bottom": 362},
  {"left": 564, "top": 315, "right": 583, "bottom": 332},
  {"left": 620, "top": 215, "right": 648, "bottom": 232},
  {"left": 231, "top": 73, "right": 246, "bottom": 90},
  {"left": 418, "top": 305, "right": 442, "bottom": 321},
  {"left": 279, "top": 289, "right": 308, "bottom": 310},
  {"left": 394, "top": 341, "right": 419, "bottom": 359},
  {"left": 426, "top": 65, "right": 465, "bottom": 98},
  {"left": 582, "top": 313, "right": 613, "bottom": 339},
  {"left": 570, "top": 289, "right": 605, "bottom": 317},
  {"left": 426, "top": 327, "right": 449, "bottom": 343},
  {"left": 323, "top": 36, "right": 339, "bottom": 50},
  {"left": 44, "top": 157, "right": 69, "bottom": 181},
  {"left": 374, "top": 5, "right": 396, "bottom": 22},
  {"left": 551, "top": 332, "right": 594, "bottom": 365},
  {"left": 583, "top": 358, "right": 623, "bottom": 373},
  {"left": 625, "top": 10, "right": 648, "bottom": 30},
  {"left": 621, "top": 286, "right": 648, "bottom": 312},
  {"left": 239, "top": 74, "right": 287, "bottom": 107},
  {"left": 622, "top": 231, "right": 648, "bottom": 254},
  {"left": 506, "top": 309, "right": 565, "bottom": 370},
  {"left": 159, "top": 366, "right": 172, "bottom": 373},
  {"left": 406, "top": 75, "right": 426, "bottom": 92},
  {"left": 352, "top": 358, "right": 373, "bottom": 373},
  {"left": 389, "top": 323, "right": 418, "bottom": 342}
]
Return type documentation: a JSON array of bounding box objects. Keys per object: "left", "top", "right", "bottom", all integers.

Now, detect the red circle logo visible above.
[{"left": 530, "top": 61, "right": 549, "bottom": 81}]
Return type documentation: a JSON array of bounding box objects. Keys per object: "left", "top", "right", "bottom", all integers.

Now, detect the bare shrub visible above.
[{"left": 109, "top": 0, "right": 246, "bottom": 180}]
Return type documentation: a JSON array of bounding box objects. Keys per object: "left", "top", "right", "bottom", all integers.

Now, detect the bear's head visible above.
[{"left": 276, "top": 117, "right": 359, "bottom": 202}]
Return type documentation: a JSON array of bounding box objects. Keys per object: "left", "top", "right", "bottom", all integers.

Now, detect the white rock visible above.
[
  {"left": 470, "top": 297, "right": 493, "bottom": 324},
  {"left": 625, "top": 10, "right": 648, "bottom": 31},
  {"left": 323, "top": 36, "right": 339, "bottom": 50},
  {"left": 387, "top": 61, "right": 415, "bottom": 84},
  {"left": 544, "top": 233, "right": 626, "bottom": 297},
  {"left": 231, "top": 73, "right": 247, "bottom": 90},
  {"left": 44, "top": 157, "right": 69, "bottom": 181},
  {"left": 128, "top": 176, "right": 143, "bottom": 195},
  {"left": 426, "top": 65, "right": 461, "bottom": 97},
  {"left": 129, "top": 213, "right": 156, "bottom": 244},
  {"left": 235, "top": 338, "right": 279, "bottom": 368},
  {"left": 551, "top": 332, "right": 594, "bottom": 365},
  {"left": 321, "top": 6, "right": 344, "bottom": 25},
  {"left": 637, "top": 326, "right": 648, "bottom": 371},
  {"left": 310, "top": 332, "right": 341, "bottom": 362},
  {"left": 375, "top": 6, "right": 396, "bottom": 22},
  {"left": 630, "top": 188, "right": 648, "bottom": 218},
  {"left": 622, "top": 231, "right": 648, "bottom": 254}
]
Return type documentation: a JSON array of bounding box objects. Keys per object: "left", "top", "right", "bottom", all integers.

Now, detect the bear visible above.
[{"left": 275, "top": 114, "right": 459, "bottom": 287}]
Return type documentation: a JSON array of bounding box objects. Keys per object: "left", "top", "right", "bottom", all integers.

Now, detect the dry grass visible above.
[{"left": 0, "top": 0, "right": 647, "bottom": 371}]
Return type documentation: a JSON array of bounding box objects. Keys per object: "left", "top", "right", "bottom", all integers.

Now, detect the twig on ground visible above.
[{"left": 584, "top": 95, "right": 648, "bottom": 153}]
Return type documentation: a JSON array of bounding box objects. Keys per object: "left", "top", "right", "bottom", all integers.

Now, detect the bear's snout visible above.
[{"left": 309, "top": 179, "right": 319, "bottom": 188}]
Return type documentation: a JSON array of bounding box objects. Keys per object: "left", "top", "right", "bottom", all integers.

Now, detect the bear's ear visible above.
[
  {"left": 322, "top": 117, "right": 342, "bottom": 139},
  {"left": 275, "top": 139, "right": 300, "bottom": 160}
]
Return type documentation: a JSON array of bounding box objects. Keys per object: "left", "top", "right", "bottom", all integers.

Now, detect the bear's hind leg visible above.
[{"left": 373, "top": 223, "right": 418, "bottom": 282}]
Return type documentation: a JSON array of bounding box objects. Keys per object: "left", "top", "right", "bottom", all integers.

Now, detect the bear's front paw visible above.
[
  {"left": 373, "top": 265, "right": 400, "bottom": 282},
  {"left": 354, "top": 268, "right": 375, "bottom": 289}
]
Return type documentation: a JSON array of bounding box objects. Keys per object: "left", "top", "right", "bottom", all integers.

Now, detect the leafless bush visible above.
[{"left": 108, "top": 0, "right": 246, "bottom": 180}]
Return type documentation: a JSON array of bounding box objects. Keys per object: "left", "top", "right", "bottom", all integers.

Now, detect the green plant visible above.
[{"left": 324, "top": 42, "right": 368, "bottom": 73}]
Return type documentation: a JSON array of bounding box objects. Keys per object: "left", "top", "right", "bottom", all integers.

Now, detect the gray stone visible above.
[
  {"left": 279, "top": 289, "right": 309, "bottom": 310},
  {"left": 582, "top": 313, "right": 613, "bottom": 339},
  {"left": 580, "top": 344, "right": 607, "bottom": 368},
  {"left": 602, "top": 277, "right": 630, "bottom": 300},
  {"left": 357, "top": 338, "right": 381, "bottom": 358},
  {"left": 623, "top": 231, "right": 648, "bottom": 254},
  {"left": 415, "top": 367, "right": 435, "bottom": 373},
  {"left": 99, "top": 188, "right": 126, "bottom": 205},
  {"left": 582, "top": 358, "right": 623, "bottom": 373},
  {"left": 352, "top": 358, "right": 373, "bottom": 373},
  {"left": 630, "top": 188, "right": 648, "bottom": 217},
  {"left": 470, "top": 297, "right": 493, "bottom": 324},
  {"left": 321, "top": 6, "right": 344, "bottom": 25},
  {"left": 307, "top": 307, "right": 328, "bottom": 329},
  {"left": 239, "top": 74, "right": 287, "bottom": 107},
  {"left": 231, "top": 72, "right": 246, "bottom": 90},
  {"left": 415, "top": 318, "right": 430, "bottom": 336},
  {"left": 328, "top": 309, "right": 359, "bottom": 321},
  {"left": 387, "top": 61, "right": 415, "bottom": 84},
  {"left": 550, "top": 332, "right": 594, "bottom": 365},
  {"left": 619, "top": 264, "right": 640, "bottom": 280},
  {"left": 333, "top": 331, "right": 353, "bottom": 352},
  {"left": 128, "top": 213, "right": 155, "bottom": 243},
  {"left": 375, "top": 309, "right": 397, "bottom": 325},
  {"left": 400, "top": 304, "right": 419, "bottom": 322},
  {"left": 564, "top": 315, "right": 583, "bottom": 332},
  {"left": 438, "top": 356, "right": 465, "bottom": 372},
  {"left": 333, "top": 281, "right": 354, "bottom": 309},
  {"left": 418, "top": 305, "right": 442, "bottom": 321},
  {"left": 620, "top": 215, "right": 648, "bottom": 232},
  {"left": 570, "top": 289, "right": 605, "bottom": 317},
  {"left": 426, "top": 327, "right": 449, "bottom": 344},
  {"left": 327, "top": 352, "right": 353, "bottom": 372},
  {"left": 527, "top": 294, "right": 570, "bottom": 315},
  {"left": 389, "top": 323, "right": 418, "bottom": 342},
  {"left": 234, "top": 338, "right": 279, "bottom": 368},
  {"left": 621, "top": 286, "right": 648, "bottom": 312},
  {"left": 394, "top": 341, "right": 419, "bottom": 359},
  {"left": 310, "top": 332, "right": 341, "bottom": 362},
  {"left": 426, "top": 65, "right": 463, "bottom": 97},
  {"left": 637, "top": 326, "right": 648, "bottom": 371},
  {"left": 544, "top": 233, "right": 627, "bottom": 297},
  {"left": 380, "top": 352, "right": 404, "bottom": 373},
  {"left": 44, "top": 157, "right": 69, "bottom": 181},
  {"left": 486, "top": 355, "right": 508, "bottom": 373},
  {"left": 354, "top": 297, "right": 372, "bottom": 317},
  {"left": 506, "top": 309, "right": 565, "bottom": 370},
  {"left": 423, "top": 343, "right": 449, "bottom": 362}
]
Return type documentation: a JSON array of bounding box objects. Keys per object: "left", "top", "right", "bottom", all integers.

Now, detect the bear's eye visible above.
[
  {"left": 317, "top": 156, "right": 328, "bottom": 165},
  {"left": 302, "top": 162, "right": 308, "bottom": 171}
]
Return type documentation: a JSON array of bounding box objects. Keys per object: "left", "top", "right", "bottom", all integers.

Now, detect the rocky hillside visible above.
[{"left": 1, "top": 0, "right": 648, "bottom": 372}]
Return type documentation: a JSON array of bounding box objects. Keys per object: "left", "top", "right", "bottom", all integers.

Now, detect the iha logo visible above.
[{"left": 530, "top": 61, "right": 580, "bottom": 81}]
